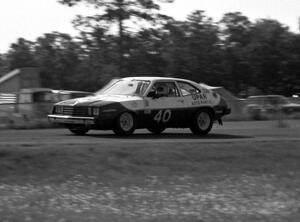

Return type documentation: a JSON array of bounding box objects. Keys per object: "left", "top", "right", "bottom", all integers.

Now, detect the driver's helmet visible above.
[{"left": 156, "top": 84, "right": 168, "bottom": 96}]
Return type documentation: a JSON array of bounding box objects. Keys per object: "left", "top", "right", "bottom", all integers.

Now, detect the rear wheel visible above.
[
  {"left": 190, "top": 110, "right": 213, "bottom": 135},
  {"left": 67, "top": 125, "right": 89, "bottom": 135},
  {"left": 113, "top": 112, "right": 136, "bottom": 136},
  {"left": 147, "top": 126, "right": 166, "bottom": 134}
]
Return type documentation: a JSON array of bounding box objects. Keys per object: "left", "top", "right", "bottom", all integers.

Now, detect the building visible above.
[{"left": 0, "top": 67, "right": 41, "bottom": 93}]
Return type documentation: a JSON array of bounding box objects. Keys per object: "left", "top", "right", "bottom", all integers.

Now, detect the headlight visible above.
[
  {"left": 88, "top": 107, "right": 100, "bottom": 116},
  {"left": 92, "top": 107, "right": 100, "bottom": 116},
  {"left": 55, "top": 106, "right": 63, "bottom": 114}
]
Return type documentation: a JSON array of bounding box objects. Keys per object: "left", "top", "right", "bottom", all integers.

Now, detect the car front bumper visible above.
[{"left": 48, "top": 115, "right": 95, "bottom": 125}]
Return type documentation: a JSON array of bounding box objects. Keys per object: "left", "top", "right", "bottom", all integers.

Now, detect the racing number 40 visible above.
[{"left": 154, "top": 110, "right": 172, "bottom": 123}]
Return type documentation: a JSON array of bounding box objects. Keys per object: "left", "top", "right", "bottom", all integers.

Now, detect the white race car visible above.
[{"left": 48, "top": 77, "right": 231, "bottom": 136}]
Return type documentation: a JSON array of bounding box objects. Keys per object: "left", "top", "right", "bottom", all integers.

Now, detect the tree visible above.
[
  {"left": 278, "top": 33, "right": 300, "bottom": 95},
  {"left": 220, "top": 12, "right": 252, "bottom": 46},
  {"left": 246, "top": 19, "right": 293, "bottom": 94},
  {"left": 219, "top": 12, "right": 252, "bottom": 93},
  {"left": 125, "top": 28, "right": 167, "bottom": 76},
  {"left": 7, "top": 38, "right": 36, "bottom": 70},
  {"left": 34, "top": 32, "right": 80, "bottom": 89},
  {"left": 0, "top": 53, "right": 10, "bottom": 76},
  {"left": 159, "top": 11, "right": 222, "bottom": 84},
  {"left": 76, "top": 27, "right": 120, "bottom": 91},
  {"left": 58, "top": 0, "right": 174, "bottom": 76},
  {"left": 184, "top": 10, "right": 222, "bottom": 84}
]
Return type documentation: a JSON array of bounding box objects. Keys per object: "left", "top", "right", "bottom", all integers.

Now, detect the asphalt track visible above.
[{"left": 1, "top": 120, "right": 300, "bottom": 146}]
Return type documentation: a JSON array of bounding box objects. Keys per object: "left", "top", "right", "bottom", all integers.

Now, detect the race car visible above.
[{"left": 48, "top": 77, "right": 231, "bottom": 136}]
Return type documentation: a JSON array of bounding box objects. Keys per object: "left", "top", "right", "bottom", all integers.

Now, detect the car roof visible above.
[{"left": 121, "top": 76, "right": 197, "bottom": 84}]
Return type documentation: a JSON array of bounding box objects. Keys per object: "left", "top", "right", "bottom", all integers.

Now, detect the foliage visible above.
[
  {"left": 0, "top": 54, "right": 10, "bottom": 77},
  {"left": 34, "top": 32, "right": 81, "bottom": 89},
  {"left": 7, "top": 38, "right": 36, "bottom": 70},
  {"left": 59, "top": 0, "right": 174, "bottom": 76},
  {"left": 0, "top": 5, "right": 299, "bottom": 96}
]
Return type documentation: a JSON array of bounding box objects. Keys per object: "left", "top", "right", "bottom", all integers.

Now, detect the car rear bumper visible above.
[
  {"left": 48, "top": 115, "right": 95, "bottom": 125},
  {"left": 214, "top": 106, "right": 231, "bottom": 115}
]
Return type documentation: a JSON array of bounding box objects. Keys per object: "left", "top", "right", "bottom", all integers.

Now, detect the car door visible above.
[
  {"left": 143, "top": 81, "right": 186, "bottom": 127},
  {"left": 176, "top": 81, "right": 209, "bottom": 119}
]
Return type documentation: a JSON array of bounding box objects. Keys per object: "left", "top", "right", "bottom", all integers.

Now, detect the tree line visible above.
[{"left": 0, "top": 0, "right": 299, "bottom": 96}]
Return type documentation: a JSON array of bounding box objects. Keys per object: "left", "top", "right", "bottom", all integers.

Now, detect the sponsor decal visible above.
[
  {"left": 191, "top": 93, "right": 212, "bottom": 105},
  {"left": 191, "top": 100, "right": 211, "bottom": 105},
  {"left": 192, "top": 93, "right": 207, "bottom": 100}
]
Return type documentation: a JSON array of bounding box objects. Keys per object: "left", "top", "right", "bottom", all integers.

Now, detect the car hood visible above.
[{"left": 55, "top": 94, "right": 142, "bottom": 106}]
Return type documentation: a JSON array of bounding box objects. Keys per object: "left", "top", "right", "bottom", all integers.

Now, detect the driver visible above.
[{"left": 156, "top": 84, "right": 168, "bottom": 97}]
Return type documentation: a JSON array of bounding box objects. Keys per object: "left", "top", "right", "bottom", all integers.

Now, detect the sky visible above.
[{"left": 0, "top": 0, "right": 300, "bottom": 53}]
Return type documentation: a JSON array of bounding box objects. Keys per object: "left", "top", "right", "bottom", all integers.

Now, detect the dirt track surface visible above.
[{"left": 0, "top": 120, "right": 300, "bottom": 222}]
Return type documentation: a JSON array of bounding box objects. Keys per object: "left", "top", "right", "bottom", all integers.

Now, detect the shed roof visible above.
[{"left": 0, "top": 69, "right": 20, "bottom": 85}]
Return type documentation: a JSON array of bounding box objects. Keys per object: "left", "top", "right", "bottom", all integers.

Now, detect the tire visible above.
[
  {"left": 190, "top": 109, "right": 213, "bottom": 135},
  {"left": 113, "top": 112, "right": 136, "bottom": 136},
  {"left": 147, "top": 126, "right": 166, "bottom": 134},
  {"left": 67, "top": 125, "right": 89, "bottom": 135}
]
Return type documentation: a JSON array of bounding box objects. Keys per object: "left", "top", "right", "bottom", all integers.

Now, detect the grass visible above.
[{"left": 0, "top": 140, "right": 300, "bottom": 221}]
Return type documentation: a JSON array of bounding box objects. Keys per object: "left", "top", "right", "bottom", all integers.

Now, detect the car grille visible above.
[{"left": 57, "top": 106, "right": 89, "bottom": 117}]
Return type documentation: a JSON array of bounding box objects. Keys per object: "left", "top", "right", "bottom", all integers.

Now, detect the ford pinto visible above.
[{"left": 48, "top": 77, "right": 231, "bottom": 136}]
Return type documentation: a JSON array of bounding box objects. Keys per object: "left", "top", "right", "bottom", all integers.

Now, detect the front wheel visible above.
[
  {"left": 190, "top": 110, "right": 213, "bottom": 135},
  {"left": 113, "top": 112, "right": 136, "bottom": 136},
  {"left": 67, "top": 125, "right": 89, "bottom": 135}
]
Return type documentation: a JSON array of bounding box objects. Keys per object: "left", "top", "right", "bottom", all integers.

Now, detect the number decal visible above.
[
  {"left": 162, "top": 110, "right": 171, "bottom": 122},
  {"left": 154, "top": 110, "right": 172, "bottom": 123},
  {"left": 154, "top": 110, "right": 162, "bottom": 122}
]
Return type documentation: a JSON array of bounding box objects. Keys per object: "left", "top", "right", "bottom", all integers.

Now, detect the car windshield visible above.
[{"left": 98, "top": 79, "right": 151, "bottom": 96}]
